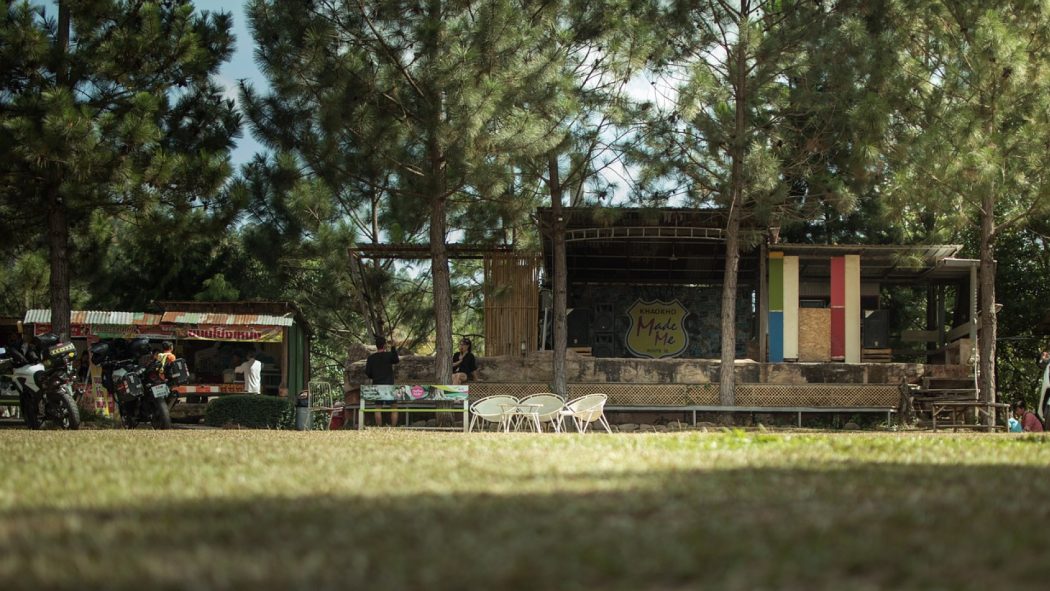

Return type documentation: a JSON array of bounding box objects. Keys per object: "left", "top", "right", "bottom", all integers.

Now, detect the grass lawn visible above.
[{"left": 2, "top": 429, "right": 1049, "bottom": 590}]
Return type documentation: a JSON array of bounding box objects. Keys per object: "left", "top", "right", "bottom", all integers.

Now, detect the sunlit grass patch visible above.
[{"left": 1, "top": 430, "right": 1047, "bottom": 590}]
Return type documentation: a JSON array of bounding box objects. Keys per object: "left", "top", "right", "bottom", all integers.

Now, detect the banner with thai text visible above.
[
  {"left": 360, "top": 385, "right": 469, "bottom": 401},
  {"left": 34, "top": 323, "right": 284, "bottom": 343}
]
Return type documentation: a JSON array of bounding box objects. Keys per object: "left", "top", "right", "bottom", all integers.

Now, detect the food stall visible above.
[{"left": 23, "top": 301, "right": 311, "bottom": 415}]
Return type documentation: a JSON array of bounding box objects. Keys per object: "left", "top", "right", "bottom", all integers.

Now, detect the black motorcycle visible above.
[
  {"left": 1, "top": 333, "right": 81, "bottom": 430},
  {"left": 91, "top": 338, "right": 183, "bottom": 430}
]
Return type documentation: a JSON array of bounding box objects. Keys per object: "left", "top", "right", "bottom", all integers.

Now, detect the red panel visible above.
[{"left": 830, "top": 256, "right": 845, "bottom": 360}]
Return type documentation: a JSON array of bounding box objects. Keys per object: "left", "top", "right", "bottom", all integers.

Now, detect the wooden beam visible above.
[{"left": 351, "top": 244, "right": 519, "bottom": 259}]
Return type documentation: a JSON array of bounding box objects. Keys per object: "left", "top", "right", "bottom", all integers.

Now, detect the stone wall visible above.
[{"left": 345, "top": 350, "right": 945, "bottom": 388}]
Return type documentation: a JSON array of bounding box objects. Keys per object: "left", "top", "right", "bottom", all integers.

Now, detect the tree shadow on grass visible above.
[{"left": 2, "top": 462, "right": 1048, "bottom": 590}]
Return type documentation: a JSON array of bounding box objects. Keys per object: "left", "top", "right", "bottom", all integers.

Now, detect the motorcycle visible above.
[
  {"left": 0, "top": 334, "right": 81, "bottom": 430},
  {"left": 91, "top": 338, "right": 185, "bottom": 430}
]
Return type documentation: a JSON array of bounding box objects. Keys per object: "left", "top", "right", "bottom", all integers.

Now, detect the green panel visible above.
[
  {"left": 768, "top": 257, "right": 784, "bottom": 311},
  {"left": 287, "top": 323, "right": 305, "bottom": 396}
]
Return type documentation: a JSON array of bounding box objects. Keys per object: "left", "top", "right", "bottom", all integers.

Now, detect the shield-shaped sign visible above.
[{"left": 625, "top": 299, "right": 690, "bottom": 359}]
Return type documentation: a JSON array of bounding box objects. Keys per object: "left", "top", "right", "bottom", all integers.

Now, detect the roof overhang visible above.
[
  {"left": 538, "top": 207, "right": 763, "bottom": 285},
  {"left": 773, "top": 244, "right": 974, "bottom": 283},
  {"left": 26, "top": 301, "right": 309, "bottom": 333}
]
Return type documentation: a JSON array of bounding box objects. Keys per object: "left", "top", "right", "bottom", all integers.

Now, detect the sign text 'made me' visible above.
[{"left": 625, "top": 299, "right": 690, "bottom": 359}]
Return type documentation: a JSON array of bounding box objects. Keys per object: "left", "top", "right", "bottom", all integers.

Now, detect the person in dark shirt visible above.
[
  {"left": 451, "top": 337, "right": 477, "bottom": 385},
  {"left": 364, "top": 336, "right": 399, "bottom": 426}
]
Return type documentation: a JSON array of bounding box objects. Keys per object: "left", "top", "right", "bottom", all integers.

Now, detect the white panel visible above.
[
  {"left": 783, "top": 256, "right": 799, "bottom": 360},
  {"left": 844, "top": 255, "right": 861, "bottom": 363}
]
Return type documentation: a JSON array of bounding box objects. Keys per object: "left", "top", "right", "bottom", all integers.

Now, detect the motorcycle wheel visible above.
[
  {"left": 119, "top": 400, "right": 138, "bottom": 429},
  {"left": 20, "top": 392, "right": 41, "bottom": 430},
  {"left": 150, "top": 396, "right": 172, "bottom": 430},
  {"left": 53, "top": 390, "right": 81, "bottom": 430}
]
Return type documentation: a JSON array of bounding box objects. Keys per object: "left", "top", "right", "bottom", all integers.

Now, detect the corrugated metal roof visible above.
[
  {"left": 25, "top": 309, "right": 295, "bottom": 327},
  {"left": 160, "top": 311, "right": 294, "bottom": 327},
  {"left": 24, "top": 310, "right": 163, "bottom": 325},
  {"left": 775, "top": 244, "right": 971, "bottom": 283}
]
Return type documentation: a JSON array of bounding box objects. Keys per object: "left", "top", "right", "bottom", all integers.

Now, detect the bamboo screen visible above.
[{"left": 483, "top": 254, "right": 541, "bottom": 357}]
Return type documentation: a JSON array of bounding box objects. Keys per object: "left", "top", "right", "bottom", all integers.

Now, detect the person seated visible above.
[
  {"left": 156, "top": 341, "right": 176, "bottom": 369},
  {"left": 1011, "top": 400, "right": 1044, "bottom": 433},
  {"left": 451, "top": 338, "right": 476, "bottom": 385}
]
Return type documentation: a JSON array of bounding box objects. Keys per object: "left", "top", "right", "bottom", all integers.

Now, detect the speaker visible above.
[
  {"left": 567, "top": 308, "right": 592, "bottom": 346},
  {"left": 862, "top": 309, "right": 889, "bottom": 348},
  {"left": 594, "top": 303, "right": 614, "bottom": 332},
  {"left": 592, "top": 332, "right": 615, "bottom": 357}
]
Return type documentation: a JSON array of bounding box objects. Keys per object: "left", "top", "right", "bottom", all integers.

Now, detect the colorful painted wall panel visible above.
[
  {"left": 768, "top": 311, "right": 784, "bottom": 362},
  {"left": 768, "top": 252, "right": 784, "bottom": 362},
  {"left": 844, "top": 254, "right": 861, "bottom": 363},
  {"left": 830, "top": 256, "right": 845, "bottom": 360},
  {"left": 768, "top": 252, "right": 784, "bottom": 311},
  {"left": 783, "top": 256, "right": 799, "bottom": 360}
]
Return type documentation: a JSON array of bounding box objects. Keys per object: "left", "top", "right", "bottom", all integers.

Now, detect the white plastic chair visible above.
[
  {"left": 519, "top": 393, "right": 566, "bottom": 432},
  {"left": 468, "top": 395, "right": 519, "bottom": 432},
  {"left": 557, "top": 393, "right": 611, "bottom": 433}
]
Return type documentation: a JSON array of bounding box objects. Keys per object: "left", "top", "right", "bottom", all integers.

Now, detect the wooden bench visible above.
[
  {"left": 358, "top": 385, "right": 470, "bottom": 432},
  {"left": 929, "top": 400, "right": 1009, "bottom": 432}
]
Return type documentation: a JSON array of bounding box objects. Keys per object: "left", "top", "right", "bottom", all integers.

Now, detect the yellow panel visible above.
[
  {"left": 783, "top": 256, "right": 799, "bottom": 360},
  {"left": 844, "top": 254, "right": 861, "bottom": 363}
]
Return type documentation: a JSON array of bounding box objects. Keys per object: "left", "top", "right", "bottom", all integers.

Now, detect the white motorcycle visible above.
[{"left": 0, "top": 335, "right": 81, "bottom": 430}]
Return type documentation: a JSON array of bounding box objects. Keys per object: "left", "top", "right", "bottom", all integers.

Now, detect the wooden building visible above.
[{"left": 537, "top": 207, "right": 979, "bottom": 369}]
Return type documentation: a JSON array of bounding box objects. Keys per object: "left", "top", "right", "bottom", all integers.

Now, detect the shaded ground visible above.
[{"left": 1, "top": 430, "right": 1048, "bottom": 590}]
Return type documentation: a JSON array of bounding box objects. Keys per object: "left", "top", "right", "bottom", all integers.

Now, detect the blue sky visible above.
[{"left": 212, "top": 1, "right": 267, "bottom": 167}]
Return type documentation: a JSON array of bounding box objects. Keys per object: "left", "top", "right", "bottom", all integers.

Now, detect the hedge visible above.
[{"left": 204, "top": 395, "right": 295, "bottom": 429}]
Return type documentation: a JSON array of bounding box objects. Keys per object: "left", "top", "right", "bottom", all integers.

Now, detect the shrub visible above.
[{"left": 205, "top": 395, "right": 294, "bottom": 429}]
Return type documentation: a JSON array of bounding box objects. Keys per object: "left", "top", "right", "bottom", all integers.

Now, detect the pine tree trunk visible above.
[
  {"left": 369, "top": 195, "right": 386, "bottom": 340},
  {"left": 719, "top": 6, "right": 749, "bottom": 409},
  {"left": 978, "top": 192, "right": 997, "bottom": 425},
  {"left": 548, "top": 154, "right": 568, "bottom": 398},
  {"left": 718, "top": 206, "right": 741, "bottom": 407},
  {"left": 48, "top": 0, "right": 72, "bottom": 342},
  {"left": 47, "top": 188, "right": 71, "bottom": 341},
  {"left": 429, "top": 175, "right": 453, "bottom": 384},
  {"left": 425, "top": 0, "right": 452, "bottom": 384}
]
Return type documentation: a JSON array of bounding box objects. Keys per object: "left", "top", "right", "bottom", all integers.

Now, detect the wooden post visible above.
[{"left": 758, "top": 242, "right": 768, "bottom": 364}]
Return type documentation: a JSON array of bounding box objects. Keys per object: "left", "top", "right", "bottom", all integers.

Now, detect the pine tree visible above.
[
  {"left": 534, "top": 1, "right": 658, "bottom": 397},
  {"left": 243, "top": 0, "right": 565, "bottom": 381},
  {"left": 0, "top": 0, "right": 239, "bottom": 338},
  {"left": 640, "top": 0, "right": 891, "bottom": 405},
  {"left": 890, "top": 1, "right": 1050, "bottom": 419}
]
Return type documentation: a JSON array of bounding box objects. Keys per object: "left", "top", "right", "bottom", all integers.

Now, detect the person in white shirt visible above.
[{"left": 234, "top": 351, "right": 262, "bottom": 394}]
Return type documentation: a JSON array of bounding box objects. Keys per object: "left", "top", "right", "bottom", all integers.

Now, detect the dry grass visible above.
[{"left": 1, "top": 430, "right": 1049, "bottom": 590}]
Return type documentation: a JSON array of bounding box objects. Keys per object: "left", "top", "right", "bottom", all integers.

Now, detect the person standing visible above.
[
  {"left": 365, "top": 336, "right": 399, "bottom": 426},
  {"left": 234, "top": 351, "right": 262, "bottom": 394},
  {"left": 451, "top": 338, "right": 476, "bottom": 385}
]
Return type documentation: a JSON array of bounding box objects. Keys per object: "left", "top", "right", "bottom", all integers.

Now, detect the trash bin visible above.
[{"left": 295, "top": 391, "right": 311, "bottom": 431}]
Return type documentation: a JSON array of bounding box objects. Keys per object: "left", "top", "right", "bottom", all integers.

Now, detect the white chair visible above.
[
  {"left": 557, "top": 393, "right": 612, "bottom": 433},
  {"left": 519, "top": 393, "right": 566, "bottom": 432},
  {"left": 468, "top": 395, "right": 518, "bottom": 432}
]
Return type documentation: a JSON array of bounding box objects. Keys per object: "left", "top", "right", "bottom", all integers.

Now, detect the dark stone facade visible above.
[{"left": 568, "top": 284, "right": 754, "bottom": 358}]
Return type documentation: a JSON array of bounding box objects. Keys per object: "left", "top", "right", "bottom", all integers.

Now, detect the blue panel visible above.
[{"left": 768, "top": 311, "right": 784, "bottom": 362}]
